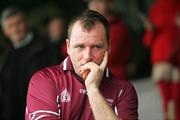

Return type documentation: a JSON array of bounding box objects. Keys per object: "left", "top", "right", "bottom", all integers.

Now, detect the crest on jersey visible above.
[{"left": 60, "top": 88, "right": 71, "bottom": 102}]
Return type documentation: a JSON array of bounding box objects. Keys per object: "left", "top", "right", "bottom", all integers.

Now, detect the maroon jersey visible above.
[{"left": 26, "top": 57, "right": 138, "bottom": 120}]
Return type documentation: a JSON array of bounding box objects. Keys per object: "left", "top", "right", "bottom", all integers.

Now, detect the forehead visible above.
[
  {"left": 70, "top": 21, "right": 106, "bottom": 39},
  {"left": 2, "top": 14, "right": 24, "bottom": 25}
]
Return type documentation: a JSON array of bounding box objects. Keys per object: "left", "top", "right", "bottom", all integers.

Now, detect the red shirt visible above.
[
  {"left": 108, "top": 16, "right": 131, "bottom": 79},
  {"left": 143, "top": 0, "right": 180, "bottom": 63},
  {"left": 26, "top": 57, "right": 138, "bottom": 120}
]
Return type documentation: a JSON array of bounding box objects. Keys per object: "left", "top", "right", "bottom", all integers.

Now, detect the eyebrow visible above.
[
  {"left": 73, "top": 42, "right": 103, "bottom": 46},
  {"left": 73, "top": 43, "right": 84, "bottom": 47}
]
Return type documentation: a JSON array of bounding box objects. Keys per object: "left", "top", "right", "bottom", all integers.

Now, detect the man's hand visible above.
[
  {"left": 79, "top": 51, "right": 121, "bottom": 120},
  {"left": 79, "top": 51, "right": 108, "bottom": 90}
]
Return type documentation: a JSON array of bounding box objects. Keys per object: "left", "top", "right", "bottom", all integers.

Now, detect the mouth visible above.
[
  {"left": 80, "top": 63, "right": 87, "bottom": 66},
  {"left": 81, "top": 63, "right": 85, "bottom": 66}
]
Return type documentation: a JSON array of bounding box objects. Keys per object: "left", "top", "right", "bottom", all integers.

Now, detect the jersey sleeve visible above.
[
  {"left": 25, "top": 71, "right": 60, "bottom": 120},
  {"left": 116, "top": 82, "right": 138, "bottom": 120}
]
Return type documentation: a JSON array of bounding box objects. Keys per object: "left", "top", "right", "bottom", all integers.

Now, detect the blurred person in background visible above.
[
  {"left": 88, "top": 0, "right": 132, "bottom": 79},
  {"left": 142, "top": 0, "right": 180, "bottom": 119},
  {"left": 0, "top": 7, "right": 58, "bottom": 120},
  {"left": 41, "top": 15, "right": 67, "bottom": 64}
]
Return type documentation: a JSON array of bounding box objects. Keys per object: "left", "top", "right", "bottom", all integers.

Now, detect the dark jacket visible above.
[{"left": 0, "top": 33, "right": 60, "bottom": 120}]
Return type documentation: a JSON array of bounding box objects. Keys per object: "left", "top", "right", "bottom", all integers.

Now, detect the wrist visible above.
[{"left": 86, "top": 87, "right": 100, "bottom": 96}]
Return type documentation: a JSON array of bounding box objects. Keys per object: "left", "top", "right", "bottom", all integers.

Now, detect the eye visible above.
[
  {"left": 92, "top": 45, "right": 103, "bottom": 49},
  {"left": 75, "top": 45, "right": 84, "bottom": 49}
]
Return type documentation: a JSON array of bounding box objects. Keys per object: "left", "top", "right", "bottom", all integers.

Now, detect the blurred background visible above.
[
  {"left": 0, "top": 0, "right": 154, "bottom": 79},
  {"left": 1, "top": 0, "right": 179, "bottom": 120}
]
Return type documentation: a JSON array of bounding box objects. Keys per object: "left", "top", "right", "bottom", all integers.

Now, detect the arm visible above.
[
  {"left": 79, "top": 52, "right": 122, "bottom": 120},
  {"left": 26, "top": 71, "right": 60, "bottom": 120},
  {"left": 87, "top": 87, "right": 121, "bottom": 120},
  {"left": 137, "top": 12, "right": 156, "bottom": 48}
]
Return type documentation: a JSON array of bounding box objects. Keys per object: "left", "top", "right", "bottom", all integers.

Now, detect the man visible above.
[
  {"left": 26, "top": 10, "right": 138, "bottom": 120},
  {"left": 0, "top": 7, "right": 58, "bottom": 120}
]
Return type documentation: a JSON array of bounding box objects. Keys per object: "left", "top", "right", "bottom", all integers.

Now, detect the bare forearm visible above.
[
  {"left": 81, "top": 52, "right": 122, "bottom": 119},
  {"left": 87, "top": 88, "right": 122, "bottom": 120}
]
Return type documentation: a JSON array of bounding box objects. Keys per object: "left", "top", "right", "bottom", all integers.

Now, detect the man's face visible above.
[
  {"left": 67, "top": 21, "right": 109, "bottom": 77},
  {"left": 2, "top": 14, "right": 28, "bottom": 44}
]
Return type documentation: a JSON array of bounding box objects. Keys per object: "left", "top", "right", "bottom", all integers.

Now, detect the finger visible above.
[
  {"left": 80, "top": 62, "right": 97, "bottom": 71},
  {"left": 79, "top": 62, "right": 97, "bottom": 80},
  {"left": 82, "top": 69, "right": 90, "bottom": 80},
  {"left": 79, "top": 67, "right": 89, "bottom": 75},
  {"left": 100, "top": 51, "right": 108, "bottom": 69}
]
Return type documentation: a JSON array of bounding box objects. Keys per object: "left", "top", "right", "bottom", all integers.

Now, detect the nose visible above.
[{"left": 83, "top": 47, "right": 93, "bottom": 62}]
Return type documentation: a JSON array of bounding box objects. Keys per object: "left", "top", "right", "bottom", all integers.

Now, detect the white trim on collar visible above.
[
  {"left": 63, "top": 57, "right": 68, "bottom": 71},
  {"left": 63, "top": 57, "right": 109, "bottom": 78},
  {"left": 106, "top": 68, "right": 109, "bottom": 78}
]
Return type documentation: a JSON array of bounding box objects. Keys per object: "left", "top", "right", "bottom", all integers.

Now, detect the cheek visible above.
[
  {"left": 19, "top": 24, "right": 26, "bottom": 33},
  {"left": 4, "top": 29, "right": 11, "bottom": 37},
  {"left": 5, "top": 28, "right": 17, "bottom": 38},
  {"left": 69, "top": 48, "right": 82, "bottom": 61},
  {"left": 92, "top": 51, "right": 105, "bottom": 64}
]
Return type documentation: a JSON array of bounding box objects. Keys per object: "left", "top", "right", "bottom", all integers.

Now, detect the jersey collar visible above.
[{"left": 63, "top": 57, "right": 110, "bottom": 78}]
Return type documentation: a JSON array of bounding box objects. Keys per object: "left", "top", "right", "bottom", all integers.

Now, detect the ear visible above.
[{"left": 66, "top": 39, "right": 70, "bottom": 55}]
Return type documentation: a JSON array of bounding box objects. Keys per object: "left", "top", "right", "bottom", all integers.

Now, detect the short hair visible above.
[
  {"left": 67, "top": 9, "right": 109, "bottom": 44},
  {"left": 0, "top": 7, "right": 25, "bottom": 27}
]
